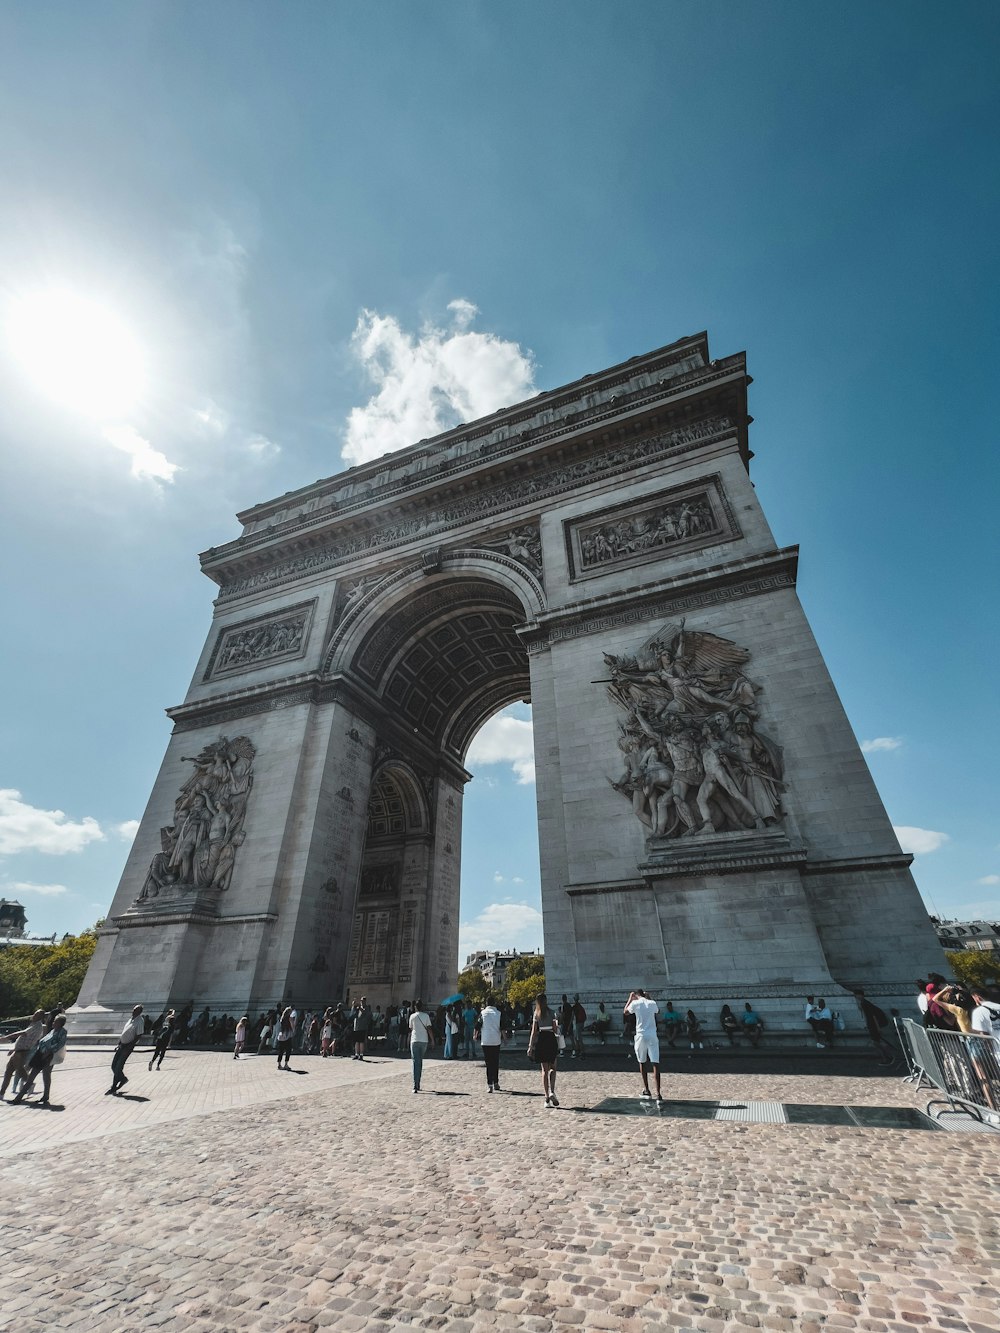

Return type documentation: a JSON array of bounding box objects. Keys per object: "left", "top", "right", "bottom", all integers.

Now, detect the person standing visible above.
[
  {"left": 321, "top": 1010, "right": 334, "bottom": 1057},
  {"left": 275, "top": 1007, "right": 294, "bottom": 1069},
  {"left": 234, "top": 1015, "right": 248, "bottom": 1059},
  {"left": 572, "top": 995, "right": 587, "bottom": 1058},
  {"left": 108, "top": 1005, "right": 145, "bottom": 1095},
  {"left": 624, "top": 990, "right": 662, "bottom": 1101},
  {"left": 527, "top": 993, "right": 561, "bottom": 1108},
  {"left": 1, "top": 1010, "right": 46, "bottom": 1100},
  {"left": 462, "top": 1000, "right": 478, "bottom": 1059},
  {"left": 13, "top": 1014, "right": 68, "bottom": 1106},
  {"left": 149, "top": 1009, "right": 176, "bottom": 1071},
  {"left": 476, "top": 995, "right": 504, "bottom": 1092},
  {"left": 852, "top": 989, "right": 896, "bottom": 1065},
  {"left": 559, "top": 995, "right": 574, "bottom": 1056},
  {"left": 408, "top": 998, "right": 434, "bottom": 1092},
  {"left": 353, "top": 997, "right": 372, "bottom": 1060}
]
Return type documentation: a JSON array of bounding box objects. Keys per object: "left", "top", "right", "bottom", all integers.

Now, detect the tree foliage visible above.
[
  {"left": 503, "top": 954, "right": 544, "bottom": 989},
  {"left": 507, "top": 973, "right": 546, "bottom": 1011},
  {"left": 945, "top": 949, "right": 1000, "bottom": 990},
  {"left": 0, "top": 923, "right": 101, "bottom": 1018},
  {"left": 456, "top": 966, "right": 490, "bottom": 1006}
]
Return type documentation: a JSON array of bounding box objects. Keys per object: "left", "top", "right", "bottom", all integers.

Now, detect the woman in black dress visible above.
[{"left": 527, "top": 992, "right": 561, "bottom": 1108}]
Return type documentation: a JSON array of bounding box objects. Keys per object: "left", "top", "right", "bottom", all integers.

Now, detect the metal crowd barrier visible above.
[{"left": 899, "top": 1018, "right": 1000, "bottom": 1125}]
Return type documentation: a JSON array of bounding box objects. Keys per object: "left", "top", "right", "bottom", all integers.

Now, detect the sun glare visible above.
[{"left": 7, "top": 289, "right": 147, "bottom": 419}]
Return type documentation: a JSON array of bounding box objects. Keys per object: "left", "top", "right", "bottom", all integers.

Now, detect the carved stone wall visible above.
[{"left": 205, "top": 604, "right": 314, "bottom": 679}]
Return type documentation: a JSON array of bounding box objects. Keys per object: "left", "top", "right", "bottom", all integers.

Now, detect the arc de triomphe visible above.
[{"left": 77, "top": 332, "right": 943, "bottom": 1025}]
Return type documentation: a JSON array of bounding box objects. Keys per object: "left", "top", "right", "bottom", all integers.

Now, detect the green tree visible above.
[
  {"left": 945, "top": 949, "right": 1000, "bottom": 990},
  {"left": 507, "top": 972, "right": 546, "bottom": 1012},
  {"left": 0, "top": 923, "right": 101, "bottom": 1018},
  {"left": 503, "top": 954, "right": 544, "bottom": 992},
  {"left": 456, "top": 966, "right": 490, "bottom": 1007}
]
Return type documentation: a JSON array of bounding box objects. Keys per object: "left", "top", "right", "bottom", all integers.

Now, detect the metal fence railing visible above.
[{"left": 898, "top": 1018, "right": 1000, "bottom": 1125}]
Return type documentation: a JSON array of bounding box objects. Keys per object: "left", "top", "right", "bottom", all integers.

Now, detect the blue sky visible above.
[{"left": 1, "top": 3, "right": 997, "bottom": 956}]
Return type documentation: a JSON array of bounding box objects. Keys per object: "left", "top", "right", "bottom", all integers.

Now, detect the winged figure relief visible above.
[{"left": 604, "top": 622, "right": 786, "bottom": 840}]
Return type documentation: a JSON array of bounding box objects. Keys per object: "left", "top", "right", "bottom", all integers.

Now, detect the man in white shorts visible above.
[{"left": 624, "top": 989, "right": 662, "bottom": 1101}]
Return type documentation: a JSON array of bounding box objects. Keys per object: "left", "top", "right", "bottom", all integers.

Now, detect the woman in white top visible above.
[{"left": 408, "top": 999, "right": 435, "bottom": 1093}]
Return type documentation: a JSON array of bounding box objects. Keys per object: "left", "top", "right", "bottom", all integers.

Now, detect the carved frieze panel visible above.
[
  {"left": 136, "top": 735, "right": 256, "bottom": 903},
  {"left": 360, "top": 861, "right": 402, "bottom": 898},
  {"left": 566, "top": 476, "right": 738, "bottom": 581},
  {"left": 605, "top": 624, "right": 786, "bottom": 841},
  {"left": 204, "top": 601, "right": 315, "bottom": 680}
]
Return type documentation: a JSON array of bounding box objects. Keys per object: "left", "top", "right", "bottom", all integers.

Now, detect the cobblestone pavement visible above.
[{"left": 1, "top": 1048, "right": 997, "bottom": 1333}]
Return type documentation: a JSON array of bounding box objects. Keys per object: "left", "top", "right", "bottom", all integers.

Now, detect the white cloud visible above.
[
  {"left": 9, "top": 881, "right": 69, "bottom": 897},
  {"left": 101, "top": 424, "right": 178, "bottom": 482},
  {"left": 942, "top": 898, "right": 1000, "bottom": 924},
  {"left": 861, "top": 736, "right": 903, "bottom": 754},
  {"left": 512, "top": 876, "right": 525, "bottom": 884},
  {"left": 893, "top": 825, "right": 949, "bottom": 855},
  {"left": 458, "top": 900, "right": 544, "bottom": 958},
  {"left": 115, "top": 820, "right": 140, "bottom": 843},
  {"left": 493, "top": 871, "right": 505, "bottom": 883},
  {"left": 977, "top": 875, "right": 1000, "bottom": 886},
  {"left": 467, "top": 710, "right": 535, "bottom": 785},
  {"left": 342, "top": 302, "right": 536, "bottom": 465},
  {"left": 244, "top": 432, "right": 281, "bottom": 461},
  {"left": 0, "top": 789, "right": 105, "bottom": 856}
]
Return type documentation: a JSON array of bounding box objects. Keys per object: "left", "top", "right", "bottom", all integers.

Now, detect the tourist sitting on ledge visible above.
[
  {"left": 741, "top": 1003, "right": 764, "bottom": 1047},
  {"left": 590, "top": 1002, "right": 613, "bottom": 1045},
  {"left": 660, "top": 1000, "right": 685, "bottom": 1047},
  {"left": 720, "top": 1005, "right": 741, "bottom": 1046}
]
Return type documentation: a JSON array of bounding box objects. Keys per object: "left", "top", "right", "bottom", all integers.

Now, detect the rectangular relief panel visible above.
[
  {"left": 204, "top": 600, "right": 316, "bottom": 680},
  {"left": 564, "top": 475, "right": 739, "bottom": 581}
]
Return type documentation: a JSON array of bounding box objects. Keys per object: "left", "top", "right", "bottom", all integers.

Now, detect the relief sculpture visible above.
[
  {"left": 481, "top": 524, "right": 543, "bottom": 577},
  {"left": 137, "top": 736, "right": 255, "bottom": 900},
  {"left": 604, "top": 623, "right": 785, "bottom": 838},
  {"left": 580, "top": 493, "right": 717, "bottom": 569},
  {"left": 213, "top": 613, "right": 306, "bottom": 674}
]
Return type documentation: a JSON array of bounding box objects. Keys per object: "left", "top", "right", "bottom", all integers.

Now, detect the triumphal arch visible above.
[{"left": 77, "top": 332, "right": 943, "bottom": 1024}]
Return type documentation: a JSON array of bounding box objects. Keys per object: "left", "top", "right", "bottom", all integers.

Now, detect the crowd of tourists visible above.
[{"left": 3, "top": 976, "right": 998, "bottom": 1111}]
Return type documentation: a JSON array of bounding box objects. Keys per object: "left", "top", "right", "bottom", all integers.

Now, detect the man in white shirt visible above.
[
  {"left": 969, "top": 987, "right": 1000, "bottom": 1117},
  {"left": 476, "top": 998, "right": 504, "bottom": 1093},
  {"left": 108, "top": 1004, "right": 145, "bottom": 1095},
  {"left": 624, "top": 989, "right": 663, "bottom": 1101}
]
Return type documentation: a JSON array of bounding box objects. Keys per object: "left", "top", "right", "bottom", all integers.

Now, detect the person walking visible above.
[
  {"left": 408, "top": 998, "right": 434, "bottom": 1092},
  {"left": 149, "top": 1009, "right": 176, "bottom": 1071},
  {"left": 624, "top": 990, "right": 662, "bottom": 1101},
  {"left": 275, "top": 1006, "right": 294, "bottom": 1069},
  {"left": 108, "top": 1005, "right": 145, "bottom": 1095},
  {"left": 1, "top": 1010, "right": 46, "bottom": 1100},
  {"left": 527, "top": 993, "right": 561, "bottom": 1108},
  {"left": 476, "top": 995, "right": 504, "bottom": 1092},
  {"left": 851, "top": 989, "right": 896, "bottom": 1065},
  {"left": 234, "top": 1015, "right": 248, "bottom": 1059},
  {"left": 13, "top": 1014, "right": 68, "bottom": 1106}
]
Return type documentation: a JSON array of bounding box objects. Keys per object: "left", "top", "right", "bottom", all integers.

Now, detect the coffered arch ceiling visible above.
[{"left": 351, "top": 578, "right": 531, "bottom": 760}]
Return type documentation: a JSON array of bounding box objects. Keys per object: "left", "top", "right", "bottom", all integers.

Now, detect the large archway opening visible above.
[{"left": 344, "top": 570, "right": 537, "bottom": 1006}]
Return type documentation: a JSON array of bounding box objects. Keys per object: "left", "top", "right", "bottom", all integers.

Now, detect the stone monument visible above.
[{"left": 75, "top": 332, "right": 944, "bottom": 1029}]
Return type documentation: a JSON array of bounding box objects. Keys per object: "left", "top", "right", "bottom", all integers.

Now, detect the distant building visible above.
[
  {"left": 0, "top": 899, "right": 57, "bottom": 949},
  {"left": 464, "top": 948, "right": 541, "bottom": 990},
  {"left": 933, "top": 919, "right": 1000, "bottom": 955}
]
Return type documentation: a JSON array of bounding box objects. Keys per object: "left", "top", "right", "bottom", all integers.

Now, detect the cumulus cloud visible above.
[
  {"left": 893, "top": 825, "right": 949, "bottom": 855},
  {"left": 0, "top": 789, "right": 105, "bottom": 856},
  {"left": 342, "top": 302, "right": 536, "bottom": 465},
  {"left": 8, "top": 880, "right": 69, "bottom": 897},
  {"left": 458, "top": 900, "right": 544, "bottom": 958},
  {"left": 861, "top": 736, "right": 903, "bottom": 754},
  {"left": 102, "top": 424, "right": 178, "bottom": 482},
  {"left": 467, "top": 710, "right": 535, "bottom": 784},
  {"left": 115, "top": 820, "right": 140, "bottom": 843},
  {"left": 977, "top": 874, "right": 1000, "bottom": 886},
  {"left": 244, "top": 433, "right": 281, "bottom": 461}
]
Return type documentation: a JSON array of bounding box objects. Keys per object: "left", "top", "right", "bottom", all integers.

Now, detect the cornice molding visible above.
[
  {"left": 519, "top": 547, "right": 799, "bottom": 650},
  {"left": 208, "top": 411, "right": 741, "bottom": 604}
]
